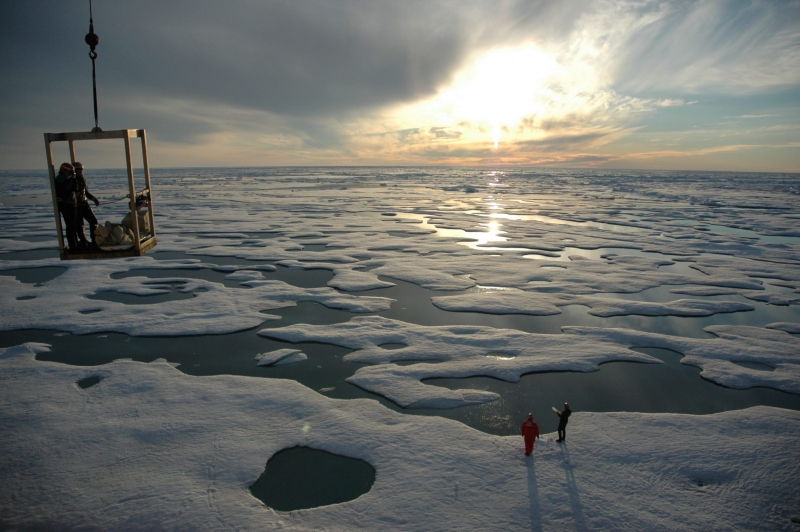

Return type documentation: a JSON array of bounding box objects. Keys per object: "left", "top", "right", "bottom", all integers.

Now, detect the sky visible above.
[{"left": 1, "top": 0, "right": 799, "bottom": 172}]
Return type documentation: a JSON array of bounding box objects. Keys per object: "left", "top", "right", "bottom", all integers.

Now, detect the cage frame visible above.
[{"left": 44, "top": 128, "right": 157, "bottom": 260}]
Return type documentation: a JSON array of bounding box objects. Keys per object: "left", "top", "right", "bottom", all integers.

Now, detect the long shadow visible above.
[
  {"left": 560, "top": 444, "right": 587, "bottom": 531},
  {"left": 527, "top": 458, "right": 542, "bottom": 532}
]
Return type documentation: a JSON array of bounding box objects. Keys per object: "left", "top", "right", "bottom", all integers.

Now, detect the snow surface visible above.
[
  {"left": 431, "top": 290, "right": 754, "bottom": 317},
  {"left": 769, "top": 322, "right": 800, "bottom": 334},
  {"left": 1, "top": 344, "right": 799, "bottom": 531},
  {"left": 564, "top": 325, "right": 800, "bottom": 394},
  {"left": 256, "top": 348, "right": 307, "bottom": 366},
  {"left": 0, "top": 257, "right": 393, "bottom": 335},
  {"left": 669, "top": 286, "right": 740, "bottom": 296}
]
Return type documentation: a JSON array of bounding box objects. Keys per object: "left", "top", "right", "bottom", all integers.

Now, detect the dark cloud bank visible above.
[{"left": 1, "top": 0, "right": 798, "bottom": 168}]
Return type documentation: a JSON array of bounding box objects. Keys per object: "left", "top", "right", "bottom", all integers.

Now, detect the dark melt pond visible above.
[
  {"left": 76, "top": 375, "right": 102, "bottom": 389},
  {"left": 423, "top": 347, "right": 800, "bottom": 434},
  {"left": 0, "top": 266, "right": 66, "bottom": 284},
  {"left": 250, "top": 446, "right": 375, "bottom": 511}
]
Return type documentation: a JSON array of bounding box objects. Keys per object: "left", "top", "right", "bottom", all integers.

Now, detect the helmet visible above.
[
  {"left": 73, "top": 161, "right": 84, "bottom": 170},
  {"left": 59, "top": 162, "right": 74, "bottom": 175}
]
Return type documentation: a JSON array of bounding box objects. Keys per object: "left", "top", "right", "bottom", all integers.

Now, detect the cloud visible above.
[
  {"left": 515, "top": 131, "right": 620, "bottom": 152},
  {"left": 0, "top": 0, "right": 798, "bottom": 170},
  {"left": 623, "top": 144, "right": 760, "bottom": 160},
  {"left": 2, "top": 0, "right": 548, "bottom": 119},
  {"left": 605, "top": 0, "right": 800, "bottom": 94}
]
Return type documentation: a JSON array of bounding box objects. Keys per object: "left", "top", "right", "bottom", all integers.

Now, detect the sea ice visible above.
[
  {"left": 740, "top": 290, "right": 800, "bottom": 306},
  {"left": 768, "top": 322, "right": 800, "bottom": 334},
  {"left": 431, "top": 290, "right": 754, "bottom": 317},
  {"left": 2, "top": 168, "right": 800, "bottom": 530},
  {"left": 0, "top": 258, "right": 393, "bottom": 336},
  {"left": 565, "top": 325, "right": 800, "bottom": 394},
  {"left": 1, "top": 343, "right": 798, "bottom": 531},
  {"left": 669, "top": 286, "right": 740, "bottom": 296},
  {"left": 256, "top": 348, "right": 307, "bottom": 366},
  {"left": 276, "top": 259, "right": 396, "bottom": 291},
  {"left": 225, "top": 270, "right": 266, "bottom": 282},
  {"left": 259, "top": 316, "right": 661, "bottom": 408}
]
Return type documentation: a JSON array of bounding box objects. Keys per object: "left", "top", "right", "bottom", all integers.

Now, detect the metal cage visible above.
[{"left": 45, "top": 128, "right": 157, "bottom": 260}]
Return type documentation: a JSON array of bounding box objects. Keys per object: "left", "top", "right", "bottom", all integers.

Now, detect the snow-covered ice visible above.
[
  {"left": 431, "top": 290, "right": 754, "bottom": 317},
  {"left": 565, "top": 324, "right": 800, "bottom": 394},
  {"left": 259, "top": 316, "right": 662, "bottom": 408},
  {"left": 1, "top": 167, "right": 799, "bottom": 529},
  {"left": 256, "top": 348, "right": 307, "bottom": 366},
  {"left": 1, "top": 343, "right": 799, "bottom": 531},
  {"left": 0, "top": 257, "right": 393, "bottom": 335}
]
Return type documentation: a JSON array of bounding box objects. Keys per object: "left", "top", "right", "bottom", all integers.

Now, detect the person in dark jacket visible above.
[
  {"left": 54, "top": 162, "right": 78, "bottom": 252},
  {"left": 555, "top": 403, "right": 571, "bottom": 442},
  {"left": 73, "top": 162, "right": 100, "bottom": 250},
  {"left": 520, "top": 413, "right": 540, "bottom": 456}
]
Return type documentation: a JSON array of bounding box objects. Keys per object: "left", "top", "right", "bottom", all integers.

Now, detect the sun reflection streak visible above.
[{"left": 485, "top": 220, "right": 502, "bottom": 237}]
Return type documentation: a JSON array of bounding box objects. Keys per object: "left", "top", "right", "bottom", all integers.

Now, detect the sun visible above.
[
  {"left": 437, "top": 43, "right": 562, "bottom": 149},
  {"left": 374, "top": 42, "right": 582, "bottom": 154}
]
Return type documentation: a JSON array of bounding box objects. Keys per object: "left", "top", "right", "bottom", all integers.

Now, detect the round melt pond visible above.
[{"left": 250, "top": 446, "right": 375, "bottom": 511}]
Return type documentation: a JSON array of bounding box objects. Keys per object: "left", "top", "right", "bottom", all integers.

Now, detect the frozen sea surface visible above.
[{"left": 2, "top": 167, "right": 800, "bottom": 529}]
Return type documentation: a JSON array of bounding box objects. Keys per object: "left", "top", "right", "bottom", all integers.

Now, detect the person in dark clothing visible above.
[
  {"left": 555, "top": 403, "right": 571, "bottom": 442},
  {"left": 73, "top": 162, "right": 100, "bottom": 250},
  {"left": 54, "top": 162, "right": 78, "bottom": 252},
  {"left": 520, "top": 413, "right": 540, "bottom": 456}
]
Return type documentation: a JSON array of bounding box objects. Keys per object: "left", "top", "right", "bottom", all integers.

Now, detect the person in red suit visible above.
[{"left": 520, "top": 413, "right": 540, "bottom": 456}]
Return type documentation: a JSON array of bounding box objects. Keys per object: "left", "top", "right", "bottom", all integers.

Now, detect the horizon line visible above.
[{"left": 2, "top": 165, "right": 799, "bottom": 176}]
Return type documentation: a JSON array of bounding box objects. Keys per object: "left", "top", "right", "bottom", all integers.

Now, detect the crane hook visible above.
[{"left": 85, "top": 0, "right": 101, "bottom": 132}]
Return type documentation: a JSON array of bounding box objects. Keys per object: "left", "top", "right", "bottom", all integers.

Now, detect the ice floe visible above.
[
  {"left": 431, "top": 290, "right": 754, "bottom": 317},
  {"left": 0, "top": 257, "right": 393, "bottom": 335},
  {"left": 276, "top": 259, "right": 396, "bottom": 291},
  {"left": 259, "top": 316, "right": 661, "bottom": 408},
  {"left": 255, "top": 348, "right": 307, "bottom": 366},
  {"left": 565, "top": 325, "right": 800, "bottom": 394},
  {"left": 2, "top": 168, "right": 800, "bottom": 529},
  {"left": 768, "top": 322, "right": 800, "bottom": 334},
  {"left": 1, "top": 343, "right": 798, "bottom": 530}
]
